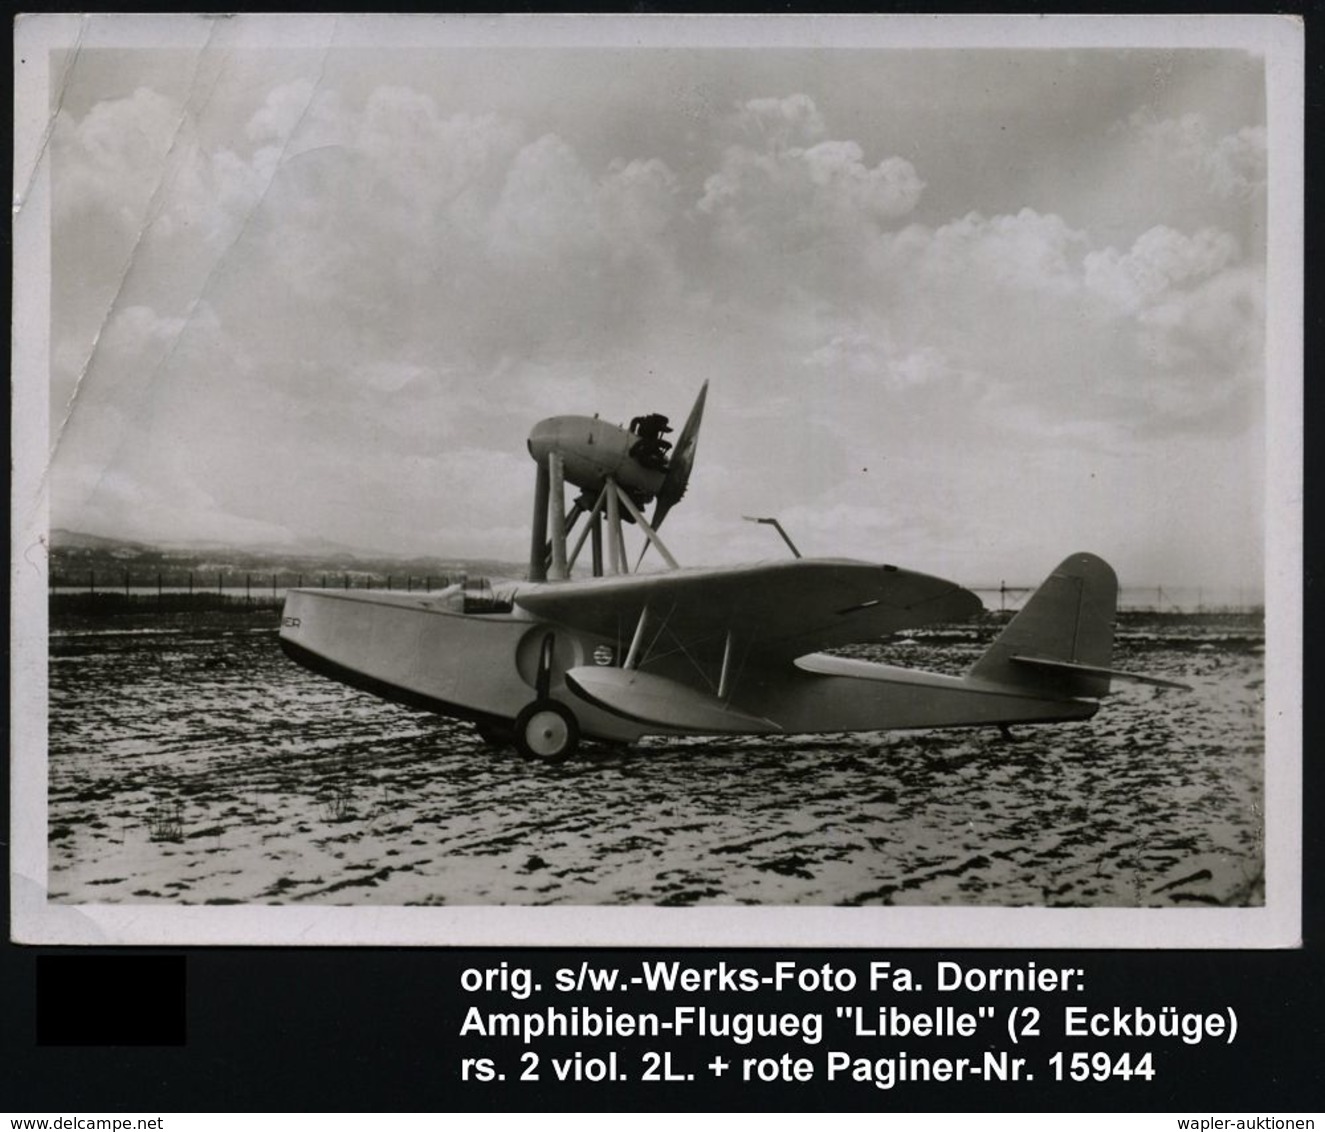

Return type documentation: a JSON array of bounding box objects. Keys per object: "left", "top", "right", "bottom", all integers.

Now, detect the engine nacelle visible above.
[{"left": 527, "top": 415, "right": 667, "bottom": 498}]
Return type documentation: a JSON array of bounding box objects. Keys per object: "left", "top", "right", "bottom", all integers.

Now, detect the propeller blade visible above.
[{"left": 650, "top": 380, "right": 708, "bottom": 532}]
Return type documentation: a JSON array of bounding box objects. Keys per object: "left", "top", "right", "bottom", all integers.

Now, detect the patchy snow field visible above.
[{"left": 46, "top": 611, "right": 1264, "bottom": 908}]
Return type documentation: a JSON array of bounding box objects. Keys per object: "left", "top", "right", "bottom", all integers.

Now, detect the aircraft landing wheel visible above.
[{"left": 514, "top": 700, "right": 579, "bottom": 764}]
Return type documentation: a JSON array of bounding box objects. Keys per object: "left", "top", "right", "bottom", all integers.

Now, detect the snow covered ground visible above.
[{"left": 46, "top": 611, "right": 1264, "bottom": 908}]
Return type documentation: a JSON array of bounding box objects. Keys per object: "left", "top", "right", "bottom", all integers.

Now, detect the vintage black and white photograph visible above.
[{"left": 11, "top": 14, "right": 1302, "bottom": 946}]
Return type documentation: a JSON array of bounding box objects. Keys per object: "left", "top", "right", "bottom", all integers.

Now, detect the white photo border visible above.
[{"left": 11, "top": 12, "right": 1304, "bottom": 948}]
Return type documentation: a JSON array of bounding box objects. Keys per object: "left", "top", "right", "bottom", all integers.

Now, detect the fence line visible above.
[
  {"left": 49, "top": 570, "right": 468, "bottom": 607},
  {"left": 51, "top": 572, "right": 466, "bottom": 592},
  {"left": 50, "top": 571, "right": 1264, "bottom": 615},
  {"left": 970, "top": 584, "right": 1263, "bottom": 615}
]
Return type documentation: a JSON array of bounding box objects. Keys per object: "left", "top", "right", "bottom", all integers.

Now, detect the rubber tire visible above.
[{"left": 514, "top": 699, "right": 580, "bottom": 764}]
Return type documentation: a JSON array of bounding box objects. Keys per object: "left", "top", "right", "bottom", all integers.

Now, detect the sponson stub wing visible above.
[
  {"left": 564, "top": 666, "right": 782, "bottom": 733},
  {"left": 513, "top": 558, "right": 982, "bottom": 661}
]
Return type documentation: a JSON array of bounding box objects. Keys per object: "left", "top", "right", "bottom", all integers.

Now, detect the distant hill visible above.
[
  {"left": 51, "top": 529, "right": 152, "bottom": 551},
  {"left": 48, "top": 530, "right": 525, "bottom": 587},
  {"left": 50, "top": 528, "right": 356, "bottom": 559}
]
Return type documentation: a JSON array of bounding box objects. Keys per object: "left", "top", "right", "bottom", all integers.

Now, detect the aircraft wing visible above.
[{"left": 514, "top": 558, "right": 981, "bottom": 661}]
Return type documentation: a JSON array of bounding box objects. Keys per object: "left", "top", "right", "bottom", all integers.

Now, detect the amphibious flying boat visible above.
[{"left": 279, "top": 383, "right": 1185, "bottom": 761}]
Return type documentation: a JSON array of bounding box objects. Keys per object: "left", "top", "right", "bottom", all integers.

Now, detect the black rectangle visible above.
[{"left": 36, "top": 954, "right": 186, "bottom": 1046}]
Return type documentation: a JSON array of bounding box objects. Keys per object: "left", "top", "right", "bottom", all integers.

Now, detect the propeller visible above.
[{"left": 649, "top": 380, "right": 708, "bottom": 533}]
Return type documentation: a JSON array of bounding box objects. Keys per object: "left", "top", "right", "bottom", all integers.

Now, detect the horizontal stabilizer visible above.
[
  {"left": 1011, "top": 654, "right": 1192, "bottom": 691},
  {"left": 565, "top": 666, "right": 781, "bottom": 733}
]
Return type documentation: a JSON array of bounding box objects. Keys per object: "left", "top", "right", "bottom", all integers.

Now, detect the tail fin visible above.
[
  {"left": 970, "top": 553, "right": 1190, "bottom": 696},
  {"left": 970, "top": 552, "right": 1119, "bottom": 698}
]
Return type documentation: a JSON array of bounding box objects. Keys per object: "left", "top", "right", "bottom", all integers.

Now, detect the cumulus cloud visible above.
[
  {"left": 227, "top": 104, "right": 680, "bottom": 368},
  {"left": 733, "top": 93, "right": 827, "bottom": 150},
  {"left": 489, "top": 140, "right": 679, "bottom": 281},
  {"left": 893, "top": 208, "right": 1085, "bottom": 294},
  {"left": 698, "top": 95, "right": 923, "bottom": 259},
  {"left": 1084, "top": 225, "right": 1240, "bottom": 313},
  {"left": 1206, "top": 126, "right": 1268, "bottom": 200},
  {"left": 598, "top": 158, "right": 679, "bottom": 253},
  {"left": 54, "top": 302, "right": 197, "bottom": 446},
  {"left": 487, "top": 133, "right": 602, "bottom": 265},
  {"left": 354, "top": 88, "right": 524, "bottom": 218},
  {"left": 805, "top": 142, "right": 925, "bottom": 222},
  {"left": 1137, "top": 264, "right": 1265, "bottom": 376},
  {"left": 53, "top": 86, "right": 181, "bottom": 231},
  {"left": 781, "top": 204, "right": 1263, "bottom": 448},
  {"left": 246, "top": 79, "right": 317, "bottom": 145},
  {"left": 1128, "top": 111, "right": 1267, "bottom": 202}
]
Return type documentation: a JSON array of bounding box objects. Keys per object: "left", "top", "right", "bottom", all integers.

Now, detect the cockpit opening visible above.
[{"left": 434, "top": 577, "right": 517, "bottom": 615}]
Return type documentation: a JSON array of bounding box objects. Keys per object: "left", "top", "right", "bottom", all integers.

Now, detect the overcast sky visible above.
[{"left": 37, "top": 16, "right": 1282, "bottom": 590}]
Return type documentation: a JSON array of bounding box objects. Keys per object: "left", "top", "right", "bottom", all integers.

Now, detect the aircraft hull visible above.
[
  {"left": 745, "top": 657, "right": 1100, "bottom": 732},
  {"left": 278, "top": 589, "right": 650, "bottom": 743}
]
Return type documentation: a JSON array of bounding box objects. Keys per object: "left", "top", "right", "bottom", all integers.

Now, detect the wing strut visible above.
[
  {"left": 614, "top": 481, "right": 680, "bottom": 569},
  {"left": 717, "top": 629, "right": 735, "bottom": 700},
  {"left": 604, "top": 480, "right": 625, "bottom": 574},
  {"left": 624, "top": 605, "right": 650, "bottom": 670},
  {"left": 548, "top": 452, "right": 569, "bottom": 580},
  {"left": 566, "top": 484, "right": 610, "bottom": 573},
  {"left": 528, "top": 458, "right": 550, "bottom": 582}
]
